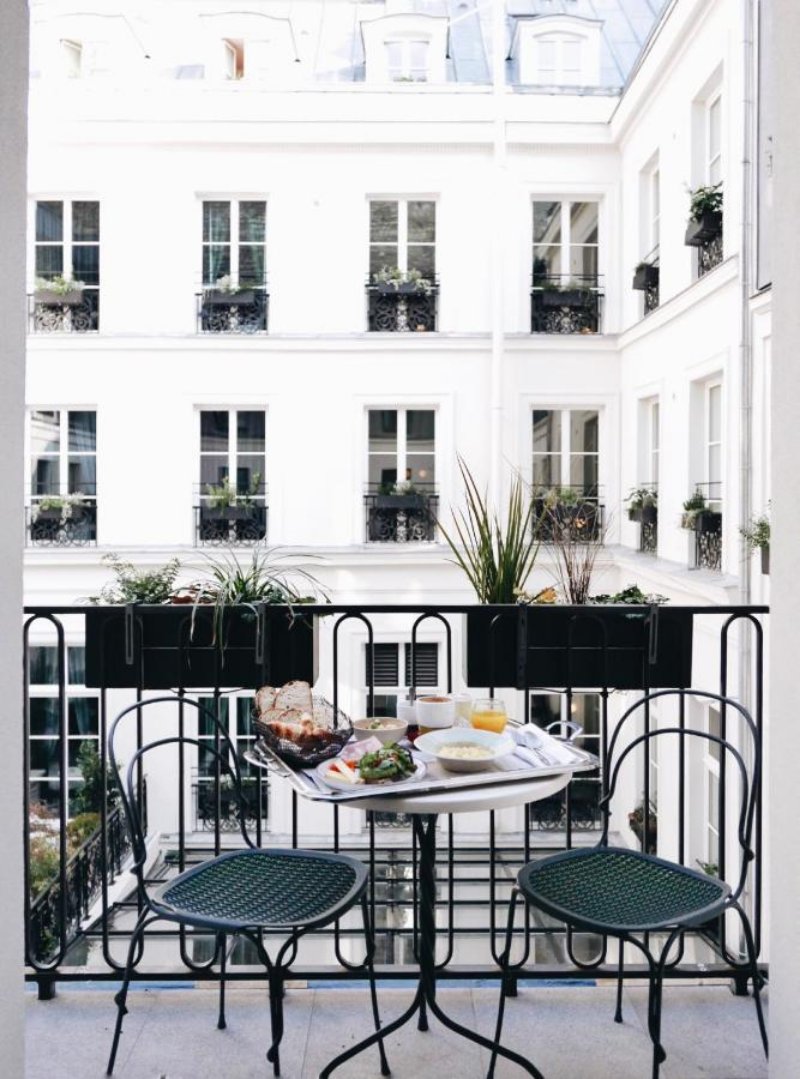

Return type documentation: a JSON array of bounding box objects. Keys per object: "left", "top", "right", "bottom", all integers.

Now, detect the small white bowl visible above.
[
  {"left": 352, "top": 717, "right": 409, "bottom": 746},
  {"left": 415, "top": 695, "right": 456, "bottom": 729},
  {"left": 415, "top": 727, "right": 515, "bottom": 772}
]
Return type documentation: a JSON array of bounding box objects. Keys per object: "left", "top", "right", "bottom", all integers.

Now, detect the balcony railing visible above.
[
  {"left": 22, "top": 602, "right": 766, "bottom": 999},
  {"left": 28, "top": 289, "right": 99, "bottom": 333},
  {"left": 193, "top": 779, "right": 269, "bottom": 832},
  {"left": 685, "top": 211, "right": 724, "bottom": 278},
  {"left": 194, "top": 501, "right": 268, "bottom": 546},
  {"left": 531, "top": 274, "right": 602, "bottom": 334},
  {"left": 366, "top": 276, "right": 439, "bottom": 332},
  {"left": 633, "top": 249, "right": 660, "bottom": 314},
  {"left": 26, "top": 501, "right": 97, "bottom": 547},
  {"left": 531, "top": 488, "right": 605, "bottom": 542},
  {"left": 627, "top": 484, "right": 658, "bottom": 554},
  {"left": 196, "top": 286, "right": 268, "bottom": 333},
  {"left": 685, "top": 483, "right": 722, "bottom": 570},
  {"left": 364, "top": 486, "right": 438, "bottom": 542}
]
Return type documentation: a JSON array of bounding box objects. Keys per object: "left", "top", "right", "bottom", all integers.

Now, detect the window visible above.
[
  {"left": 532, "top": 200, "right": 598, "bottom": 284},
  {"left": 223, "top": 39, "right": 245, "bottom": 79},
  {"left": 29, "top": 408, "right": 97, "bottom": 509},
  {"left": 704, "top": 707, "right": 722, "bottom": 870},
  {"left": 199, "top": 409, "right": 266, "bottom": 501},
  {"left": 531, "top": 409, "right": 599, "bottom": 495},
  {"left": 707, "top": 94, "right": 722, "bottom": 187},
  {"left": 529, "top": 694, "right": 601, "bottom": 830},
  {"left": 369, "top": 199, "right": 435, "bottom": 279},
  {"left": 706, "top": 383, "right": 722, "bottom": 509},
  {"left": 28, "top": 644, "right": 99, "bottom": 814},
  {"left": 368, "top": 409, "right": 435, "bottom": 492},
  {"left": 385, "top": 39, "right": 430, "bottom": 81},
  {"left": 202, "top": 200, "right": 266, "bottom": 288},
  {"left": 515, "top": 18, "right": 601, "bottom": 87},
  {"left": 61, "top": 39, "right": 82, "bottom": 78},
  {"left": 646, "top": 399, "right": 660, "bottom": 488},
  {"left": 35, "top": 200, "right": 99, "bottom": 287},
  {"left": 536, "top": 33, "right": 582, "bottom": 85},
  {"left": 364, "top": 642, "right": 439, "bottom": 717},
  {"left": 196, "top": 695, "right": 268, "bottom": 829}
]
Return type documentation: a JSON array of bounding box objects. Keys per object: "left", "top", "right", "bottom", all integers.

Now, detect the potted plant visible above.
[
  {"left": 370, "top": 266, "right": 435, "bottom": 295},
  {"left": 374, "top": 480, "right": 427, "bottom": 510},
  {"left": 629, "top": 797, "right": 657, "bottom": 853},
  {"left": 741, "top": 508, "right": 770, "bottom": 575},
  {"left": 626, "top": 487, "right": 657, "bottom": 524},
  {"left": 83, "top": 548, "right": 322, "bottom": 689},
  {"left": 680, "top": 489, "right": 707, "bottom": 530},
  {"left": 33, "top": 275, "right": 85, "bottom": 305},
  {"left": 684, "top": 183, "right": 723, "bottom": 247},
  {"left": 538, "top": 280, "right": 591, "bottom": 307},
  {"left": 204, "top": 275, "right": 256, "bottom": 305},
  {"left": 632, "top": 262, "right": 659, "bottom": 291}
]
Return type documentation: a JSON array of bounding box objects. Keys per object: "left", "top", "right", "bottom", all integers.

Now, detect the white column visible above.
[
  {"left": 0, "top": 0, "right": 28, "bottom": 1072},
  {"left": 769, "top": 1, "right": 800, "bottom": 1073}
]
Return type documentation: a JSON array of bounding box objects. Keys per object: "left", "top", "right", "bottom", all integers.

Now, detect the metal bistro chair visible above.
[
  {"left": 491, "top": 689, "right": 768, "bottom": 1079},
  {"left": 105, "top": 697, "right": 389, "bottom": 1078}
]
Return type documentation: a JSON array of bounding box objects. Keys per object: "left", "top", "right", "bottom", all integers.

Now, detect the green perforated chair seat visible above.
[
  {"left": 154, "top": 850, "right": 363, "bottom": 930},
  {"left": 518, "top": 847, "right": 729, "bottom": 933}
]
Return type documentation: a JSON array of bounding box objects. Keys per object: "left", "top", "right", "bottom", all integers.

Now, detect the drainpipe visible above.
[{"left": 489, "top": 0, "right": 506, "bottom": 504}]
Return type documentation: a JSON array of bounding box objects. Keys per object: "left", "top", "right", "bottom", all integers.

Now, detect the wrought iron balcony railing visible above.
[
  {"left": 193, "top": 779, "right": 269, "bottom": 832},
  {"left": 364, "top": 486, "right": 438, "bottom": 542},
  {"left": 684, "top": 483, "right": 722, "bottom": 570},
  {"left": 626, "top": 484, "right": 658, "bottom": 554},
  {"left": 194, "top": 501, "right": 268, "bottom": 546},
  {"left": 685, "top": 212, "right": 723, "bottom": 278},
  {"left": 366, "top": 276, "right": 439, "bottom": 332},
  {"left": 632, "top": 249, "right": 660, "bottom": 314},
  {"left": 531, "top": 488, "right": 605, "bottom": 542},
  {"left": 196, "top": 286, "right": 268, "bottom": 333},
  {"left": 28, "top": 289, "right": 99, "bottom": 333},
  {"left": 531, "top": 274, "right": 603, "bottom": 334},
  {"left": 26, "top": 501, "right": 97, "bottom": 547}
]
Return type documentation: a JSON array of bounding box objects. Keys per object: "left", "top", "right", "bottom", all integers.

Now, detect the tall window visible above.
[
  {"left": 648, "top": 400, "right": 660, "bottom": 487},
  {"left": 222, "top": 39, "right": 245, "bottom": 79},
  {"left": 35, "top": 200, "right": 100, "bottom": 289},
  {"left": 196, "top": 695, "right": 267, "bottom": 829},
  {"left": 369, "top": 200, "right": 435, "bottom": 279},
  {"left": 706, "top": 93, "right": 722, "bottom": 186},
  {"left": 29, "top": 410, "right": 97, "bottom": 503},
  {"left": 531, "top": 409, "right": 599, "bottom": 495},
  {"left": 368, "top": 409, "right": 435, "bottom": 492},
  {"left": 529, "top": 694, "right": 601, "bottom": 830},
  {"left": 704, "top": 707, "right": 722, "bottom": 871},
  {"left": 61, "top": 39, "right": 82, "bottom": 77},
  {"left": 385, "top": 39, "right": 430, "bottom": 81},
  {"left": 28, "top": 644, "right": 99, "bottom": 814},
  {"left": 202, "top": 200, "right": 266, "bottom": 288},
  {"left": 648, "top": 169, "right": 660, "bottom": 255},
  {"left": 199, "top": 410, "right": 266, "bottom": 499},
  {"left": 706, "top": 383, "right": 722, "bottom": 509},
  {"left": 365, "top": 642, "right": 439, "bottom": 717},
  {"left": 532, "top": 200, "right": 598, "bottom": 283}
]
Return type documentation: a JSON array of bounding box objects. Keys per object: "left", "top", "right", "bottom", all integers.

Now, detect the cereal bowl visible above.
[
  {"left": 414, "top": 727, "right": 515, "bottom": 773},
  {"left": 352, "top": 717, "right": 409, "bottom": 746}
]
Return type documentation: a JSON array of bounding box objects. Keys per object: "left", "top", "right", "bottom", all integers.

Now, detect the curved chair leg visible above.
[
  {"left": 487, "top": 887, "right": 521, "bottom": 1079},
  {"left": 361, "top": 895, "right": 391, "bottom": 1076},
  {"left": 106, "top": 911, "right": 156, "bottom": 1076},
  {"left": 266, "top": 968, "right": 285, "bottom": 1077},
  {"left": 614, "top": 939, "right": 624, "bottom": 1024},
  {"left": 217, "top": 932, "right": 227, "bottom": 1030},
  {"left": 732, "top": 903, "right": 769, "bottom": 1058}
]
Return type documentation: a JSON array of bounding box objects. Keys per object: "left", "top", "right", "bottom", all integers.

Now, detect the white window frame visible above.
[
  {"left": 532, "top": 199, "right": 600, "bottom": 284},
  {"left": 223, "top": 38, "right": 244, "bottom": 80},
  {"left": 705, "top": 381, "right": 723, "bottom": 509},
  {"left": 27, "top": 408, "right": 97, "bottom": 505},
  {"left": 32, "top": 199, "right": 100, "bottom": 291},
  {"left": 363, "top": 640, "right": 442, "bottom": 717},
  {"left": 200, "top": 198, "right": 267, "bottom": 288},
  {"left": 515, "top": 17, "right": 601, "bottom": 86},
  {"left": 368, "top": 198, "right": 436, "bottom": 277},
  {"left": 367, "top": 406, "right": 437, "bottom": 491},
  {"left": 61, "top": 39, "right": 82, "bottom": 78},
  {"left": 706, "top": 92, "right": 723, "bottom": 187},
  {"left": 385, "top": 38, "right": 430, "bottom": 82},
  {"left": 531, "top": 407, "right": 601, "bottom": 495},
  {"left": 198, "top": 407, "right": 267, "bottom": 501},
  {"left": 703, "top": 706, "right": 722, "bottom": 871},
  {"left": 648, "top": 399, "right": 660, "bottom": 488}
]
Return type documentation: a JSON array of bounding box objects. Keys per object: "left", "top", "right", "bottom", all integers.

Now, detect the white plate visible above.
[
  {"left": 315, "top": 757, "right": 426, "bottom": 792},
  {"left": 414, "top": 728, "right": 516, "bottom": 772}
]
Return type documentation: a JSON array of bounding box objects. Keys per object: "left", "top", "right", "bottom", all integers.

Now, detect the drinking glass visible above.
[{"left": 470, "top": 698, "right": 507, "bottom": 734}]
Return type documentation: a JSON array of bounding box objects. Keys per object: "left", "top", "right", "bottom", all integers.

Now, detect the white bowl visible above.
[
  {"left": 352, "top": 717, "right": 409, "bottom": 746},
  {"left": 415, "top": 695, "right": 456, "bottom": 729},
  {"left": 414, "top": 727, "right": 515, "bottom": 772}
]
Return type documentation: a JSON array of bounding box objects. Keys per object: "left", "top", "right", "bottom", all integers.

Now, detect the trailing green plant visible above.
[
  {"left": 204, "top": 472, "right": 263, "bottom": 509},
  {"left": 680, "top": 489, "right": 707, "bottom": 529},
  {"left": 696, "top": 859, "right": 719, "bottom": 877},
  {"left": 741, "top": 509, "right": 770, "bottom": 550},
  {"left": 372, "top": 265, "right": 434, "bottom": 295},
  {"left": 688, "top": 182, "right": 723, "bottom": 221},
  {"left": 88, "top": 553, "right": 182, "bottom": 604},
  {"left": 539, "top": 485, "right": 582, "bottom": 507},
  {"left": 34, "top": 273, "right": 86, "bottom": 295},
  {"left": 31, "top": 492, "right": 89, "bottom": 521},
  {"left": 590, "top": 584, "right": 668, "bottom": 605},
  {"left": 438, "top": 457, "right": 539, "bottom": 604},
  {"left": 625, "top": 486, "right": 657, "bottom": 512},
  {"left": 72, "top": 740, "right": 120, "bottom": 816},
  {"left": 378, "top": 479, "right": 422, "bottom": 496}
]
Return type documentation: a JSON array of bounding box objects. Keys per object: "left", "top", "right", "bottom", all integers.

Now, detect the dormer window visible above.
[
  {"left": 61, "top": 39, "right": 82, "bottom": 78},
  {"left": 513, "top": 16, "right": 601, "bottom": 88},
  {"left": 386, "top": 39, "right": 430, "bottom": 82},
  {"left": 223, "top": 38, "right": 244, "bottom": 80},
  {"left": 201, "top": 14, "right": 295, "bottom": 82},
  {"left": 362, "top": 14, "right": 448, "bottom": 84}
]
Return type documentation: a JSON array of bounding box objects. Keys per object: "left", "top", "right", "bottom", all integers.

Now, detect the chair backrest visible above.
[
  {"left": 108, "top": 695, "right": 256, "bottom": 901},
  {"left": 600, "top": 689, "right": 760, "bottom": 903}
]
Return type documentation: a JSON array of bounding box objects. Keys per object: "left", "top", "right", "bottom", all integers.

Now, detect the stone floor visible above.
[{"left": 25, "top": 981, "right": 768, "bottom": 1079}]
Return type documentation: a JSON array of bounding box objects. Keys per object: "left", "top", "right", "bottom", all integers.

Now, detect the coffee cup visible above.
[{"left": 415, "top": 694, "right": 455, "bottom": 730}]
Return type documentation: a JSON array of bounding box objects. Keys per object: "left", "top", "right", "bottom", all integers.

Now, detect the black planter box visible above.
[
  {"left": 34, "top": 289, "right": 84, "bottom": 305},
  {"left": 371, "top": 282, "right": 434, "bottom": 296},
  {"left": 84, "top": 605, "right": 318, "bottom": 689},
  {"left": 694, "top": 510, "right": 722, "bottom": 534},
  {"left": 641, "top": 504, "right": 658, "bottom": 525},
  {"left": 761, "top": 546, "right": 770, "bottom": 575},
  {"left": 684, "top": 211, "right": 723, "bottom": 247},
  {"left": 204, "top": 289, "right": 256, "bottom": 305},
  {"left": 374, "top": 493, "right": 427, "bottom": 510},
  {"left": 539, "top": 289, "right": 588, "bottom": 307},
  {"left": 632, "top": 264, "right": 659, "bottom": 290},
  {"left": 464, "top": 605, "right": 693, "bottom": 690}
]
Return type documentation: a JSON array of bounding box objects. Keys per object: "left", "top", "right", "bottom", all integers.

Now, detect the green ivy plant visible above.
[
  {"left": 688, "top": 182, "right": 723, "bottom": 221},
  {"left": 34, "top": 274, "right": 86, "bottom": 295},
  {"left": 741, "top": 509, "right": 770, "bottom": 550},
  {"left": 88, "top": 553, "right": 182, "bottom": 604},
  {"left": 372, "top": 266, "right": 434, "bottom": 295}
]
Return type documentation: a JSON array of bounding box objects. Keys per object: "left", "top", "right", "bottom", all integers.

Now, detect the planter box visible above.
[
  {"left": 760, "top": 545, "right": 770, "bottom": 575},
  {"left": 539, "top": 289, "right": 589, "bottom": 307},
  {"left": 464, "top": 605, "right": 693, "bottom": 690},
  {"left": 374, "top": 493, "right": 427, "bottom": 510},
  {"left": 34, "top": 289, "right": 84, "bottom": 305},
  {"left": 694, "top": 510, "right": 722, "bottom": 534},
  {"left": 632, "top": 264, "right": 659, "bottom": 290},
  {"left": 371, "top": 283, "right": 434, "bottom": 296},
  {"left": 684, "top": 211, "right": 723, "bottom": 247},
  {"left": 204, "top": 290, "right": 256, "bottom": 306},
  {"left": 628, "top": 507, "right": 642, "bottom": 522},
  {"left": 641, "top": 504, "right": 658, "bottom": 526},
  {"left": 84, "top": 605, "right": 318, "bottom": 689}
]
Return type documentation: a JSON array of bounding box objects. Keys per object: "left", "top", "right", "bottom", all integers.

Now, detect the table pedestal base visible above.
[{"left": 321, "top": 814, "right": 544, "bottom": 1079}]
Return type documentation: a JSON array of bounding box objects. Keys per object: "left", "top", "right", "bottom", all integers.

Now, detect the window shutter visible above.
[
  {"left": 404, "top": 643, "right": 438, "bottom": 687},
  {"left": 365, "top": 643, "right": 399, "bottom": 687}
]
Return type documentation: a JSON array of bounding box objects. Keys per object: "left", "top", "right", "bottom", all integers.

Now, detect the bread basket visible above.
[{"left": 253, "top": 696, "right": 352, "bottom": 770}]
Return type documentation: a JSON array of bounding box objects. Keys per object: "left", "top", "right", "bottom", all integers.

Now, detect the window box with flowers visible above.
[
  {"left": 741, "top": 509, "right": 770, "bottom": 575},
  {"left": 684, "top": 183, "right": 723, "bottom": 247}
]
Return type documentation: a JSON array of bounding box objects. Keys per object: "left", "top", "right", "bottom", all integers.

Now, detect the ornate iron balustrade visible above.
[
  {"left": 196, "top": 287, "right": 268, "bottom": 333},
  {"left": 28, "top": 289, "right": 99, "bottom": 333},
  {"left": 366, "top": 280, "right": 438, "bottom": 332},
  {"left": 194, "top": 503, "right": 268, "bottom": 546},
  {"left": 532, "top": 491, "right": 605, "bottom": 542},
  {"left": 364, "top": 488, "right": 438, "bottom": 542},
  {"left": 22, "top": 603, "right": 765, "bottom": 1000},
  {"left": 698, "top": 230, "right": 724, "bottom": 276},
  {"left": 28, "top": 804, "right": 134, "bottom": 966},
  {"left": 193, "top": 779, "right": 269, "bottom": 832},
  {"left": 686, "top": 483, "right": 722, "bottom": 570},
  {"left": 640, "top": 518, "right": 658, "bottom": 554},
  {"left": 531, "top": 274, "right": 603, "bottom": 334},
  {"left": 27, "top": 503, "right": 97, "bottom": 547}
]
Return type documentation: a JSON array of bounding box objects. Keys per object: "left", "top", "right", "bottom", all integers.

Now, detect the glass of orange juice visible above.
[{"left": 470, "top": 698, "right": 507, "bottom": 734}]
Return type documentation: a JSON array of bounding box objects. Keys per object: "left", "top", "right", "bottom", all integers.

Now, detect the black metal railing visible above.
[
  {"left": 633, "top": 248, "right": 660, "bottom": 314},
  {"left": 193, "top": 779, "right": 269, "bottom": 832},
  {"left": 685, "top": 483, "right": 722, "bottom": 570},
  {"left": 27, "top": 502, "right": 97, "bottom": 546},
  {"left": 194, "top": 502, "right": 267, "bottom": 546},
  {"left": 627, "top": 484, "right": 658, "bottom": 554},
  {"left": 28, "top": 289, "right": 100, "bottom": 333},
  {"left": 698, "top": 227, "right": 724, "bottom": 277},
  {"left": 531, "top": 487, "right": 604, "bottom": 542},
  {"left": 531, "top": 274, "right": 602, "bottom": 334},
  {"left": 364, "top": 486, "right": 438, "bottom": 542},
  {"left": 366, "top": 276, "right": 439, "bottom": 332},
  {"left": 196, "top": 286, "right": 268, "bottom": 333},
  {"left": 22, "top": 603, "right": 766, "bottom": 1000}
]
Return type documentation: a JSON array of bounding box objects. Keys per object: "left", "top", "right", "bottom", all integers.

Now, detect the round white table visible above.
[{"left": 321, "top": 771, "right": 569, "bottom": 1079}]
